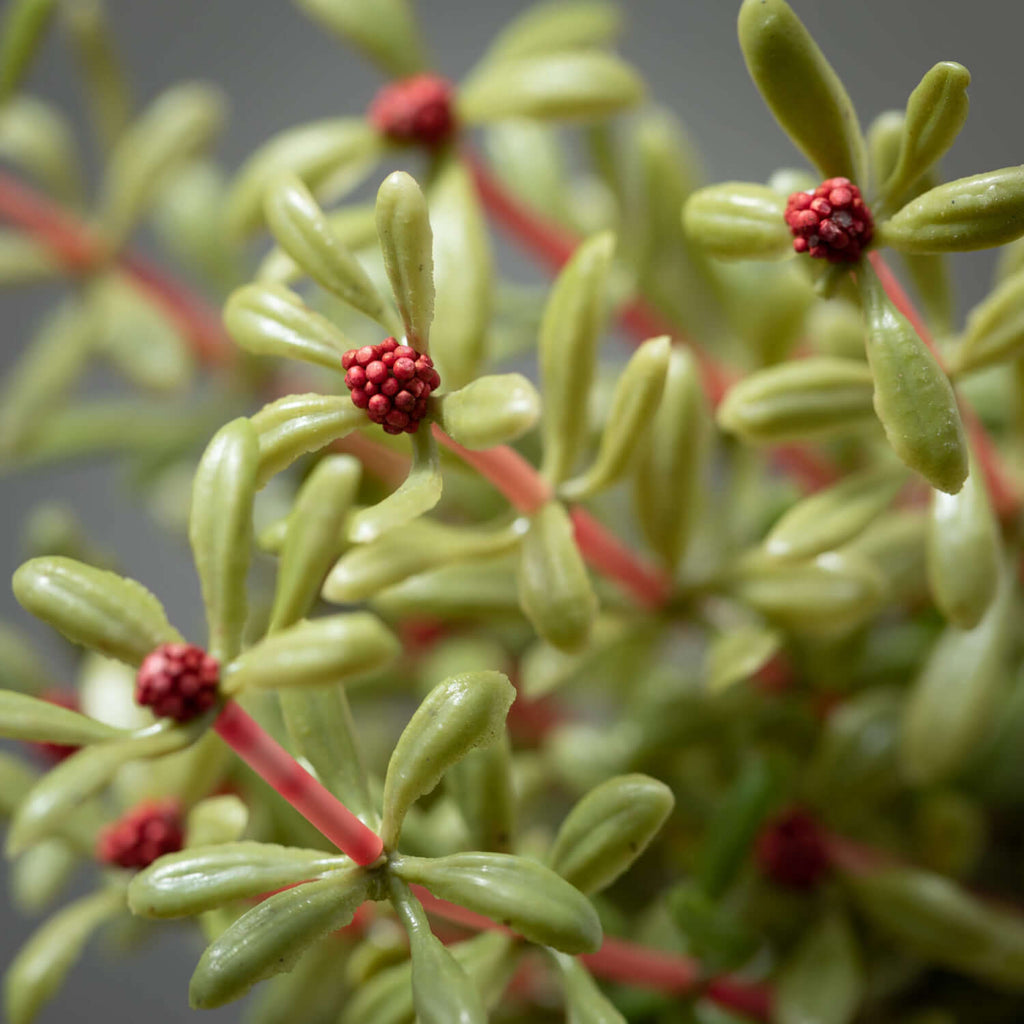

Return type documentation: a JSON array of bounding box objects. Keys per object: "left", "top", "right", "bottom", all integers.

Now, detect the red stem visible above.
[
  {"left": 412, "top": 885, "right": 772, "bottom": 1021},
  {"left": 867, "top": 251, "right": 1019, "bottom": 520},
  {"left": 214, "top": 701, "right": 383, "bottom": 866}
]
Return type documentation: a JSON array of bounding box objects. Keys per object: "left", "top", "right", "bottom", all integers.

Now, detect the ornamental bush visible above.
[{"left": 2, "top": 2, "right": 1024, "bottom": 1023}]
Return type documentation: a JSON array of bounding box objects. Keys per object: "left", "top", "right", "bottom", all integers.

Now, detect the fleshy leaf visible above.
[
  {"left": 432, "top": 374, "right": 540, "bottom": 450},
  {"left": 482, "top": 1, "right": 622, "bottom": 65},
  {"left": 0, "top": 0, "right": 58, "bottom": 103},
  {"left": 0, "top": 95, "right": 83, "bottom": 203},
  {"left": 446, "top": 734, "right": 515, "bottom": 854},
  {"left": 0, "top": 689, "right": 124, "bottom": 746},
  {"left": 185, "top": 795, "right": 249, "bottom": 848},
  {"left": 683, "top": 183, "right": 791, "bottom": 261},
  {"left": 550, "top": 950, "right": 626, "bottom": 1024},
  {"left": 704, "top": 625, "right": 782, "bottom": 694},
  {"left": 953, "top": 267, "right": 1024, "bottom": 375}
]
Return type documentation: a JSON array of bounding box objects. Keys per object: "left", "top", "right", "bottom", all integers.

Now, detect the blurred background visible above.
[{"left": 1, "top": 1, "right": 1022, "bottom": 1019}]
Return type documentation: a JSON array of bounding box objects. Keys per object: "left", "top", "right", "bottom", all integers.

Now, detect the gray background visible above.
[{"left": 1, "top": 1, "right": 1023, "bottom": 1020}]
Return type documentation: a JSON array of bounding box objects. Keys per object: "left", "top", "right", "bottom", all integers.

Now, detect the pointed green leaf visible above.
[
  {"left": 432, "top": 374, "right": 540, "bottom": 450},
  {"left": 737, "top": 0, "right": 866, "bottom": 182},
  {"left": 550, "top": 950, "right": 625, "bottom": 1024},
  {"left": 12, "top": 556, "right": 182, "bottom": 665},
  {"left": 550, "top": 774, "right": 674, "bottom": 894},
  {"left": 381, "top": 671, "right": 515, "bottom": 848},
  {"left": 250, "top": 393, "right": 364, "bottom": 488},
  {"left": 953, "top": 267, "right": 1024, "bottom": 375},
  {"left": 128, "top": 842, "right": 349, "bottom": 918},
  {"left": 189, "top": 868, "right": 369, "bottom": 1008},
  {"left": 0, "top": 0, "right": 57, "bottom": 103},
  {"left": 347, "top": 427, "right": 442, "bottom": 543},
  {"left": 0, "top": 689, "right": 124, "bottom": 745},
  {"left": 0, "top": 96, "right": 83, "bottom": 204},
  {"left": 704, "top": 625, "right": 782, "bottom": 694},
  {"left": 223, "top": 613, "right": 399, "bottom": 695},
  {"left": 683, "top": 183, "right": 791, "bottom": 261},
  {"left": 458, "top": 51, "right": 643, "bottom": 124},
  {"left": 263, "top": 172, "right": 394, "bottom": 328},
  {"left": 393, "top": 851, "right": 602, "bottom": 954},
  {"left": 375, "top": 171, "right": 434, "bottom": 350},
  {"left": 190, "top": 418, "right": 259, "bottom": 662},
  {"left": 224, "top": 283, "right": 354, "bottom": 371}
]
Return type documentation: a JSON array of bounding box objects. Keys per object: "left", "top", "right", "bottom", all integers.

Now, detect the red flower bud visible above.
[
  {"left": 135, "top": 643, "right": 220, "bottom": 722},
  {"left": 342, "top": 337, "right": 439, "bottom": 434},
  {"left": 784, "top": 178, "right": 873, "bottom": 263},
  {"left": 368, "top": 75, "right": 456, "bottom": 147},
  {"left": 96, "top": 799, "right": 185, "bottom": 870},
  {"left": 755, "top": 808, "right": 831, "bottom": 889}
]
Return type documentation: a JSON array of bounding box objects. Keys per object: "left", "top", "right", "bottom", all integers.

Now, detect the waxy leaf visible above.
[
  {"left": 433, "top": 374, "right": 541, "bottom": 450},
  {"left": 375, "top": 171, "right": 434, "bottom": 351},
  {"left": 683, "top": 183, "right": 791, "bottom": 261},
  {"left": 12, "top": 838, "right": 78, "bottom": 914},
  {"left": 225, "top": 117, "right": 380, "bottom": 237},
  {"left": 550, "top": 774, "right": 674, "bottom": 894},
  {"left": 879, "top": 167, "right": 1024, "bottom": 253},
  {"left": 189, "top": 868, "right": 369, "bottom": 1008},
  {"left": 250, "top": 393, "right": 363, "bottom": 488},
  {"left": 539, "top": 231, "right": 614, "bottom": 482},
  {"left": 223, "top": 613, "right": 399, "bottom": 694},
  {"left": 0, "top": 0, "right": 55, "bottom": 98},
  {"left": 518, "top": 500, "right": 598, "bottom": 653},
  {"left": 224, "top": 283, "right": 353, "bottom": 371},
  {"left": 0, "top": 96, "right": 83, "bottom": 204},
  {"left": 0, "top": 689, "right": 123, "bottom": 746},
  {"left": 482, "top": 1, "right": 622, "bottom": 65},
  {"left": 859, "top": 267, "right": 967, "bottom": 493},
  {"left": 12, "top": 556, "right": 182, "bottom": 665},
  {"left": 381, "top": 671, "right": 515, "bottom": 848},
  {"left": 394, "top": 851, "right": 602, "bottom": 954},
  {"left": 562, "top": 336, "right": 670, "bottom": 500},
  {"left": 550, "top": 951, "right": 626, "bottom": 1024},
  {"left": 717, "top": 357, "right": 876, "bottom": 442},
  {"left": 738, "top": 0, "right": 866, "bottom": 183},
  {"left": 954, "top": 267, "right": 1024, "bottom": 374},
  {"left": 347, "top": 427, "right": 442, "bottom": 544},
  {"left": 185, "top": 795, "right": 249, "bottom": 848},
  {"left": 447, "top": 734, "right": 515, "bottom": 854},
  {"left": 776, "top": 913, "right": 863, "bottom": 1024},
  {"left": 264, "top": 173, "right": 394, "bottom": 329},
  {"left": 190, "top": 418, "right": 259, "bottom": 662},
  {"left": 129, "top": 842, "right": 349, "bottom": 918},
  {"left": 4, "top": 886, "right": 125, "bottom": 1024},
  {"left": 372, "top": 556, "right": 522, "bottom": 620},
  {"left": 459, "top": 51, "right": 643, "bottom": 124},
  {"left": 704, "top": 625, "right": 782, "bottom": 694},
  {"left": 0, "top": 624, "right": 50, "bottom": 694}
]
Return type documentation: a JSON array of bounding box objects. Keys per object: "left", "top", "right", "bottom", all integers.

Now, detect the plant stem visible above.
[
  {"left": 411, "top": 885, "right": 772, "bottom": 1021},
  {"left": 0, "top": 171, "right": 234, "bottom": 366},
  {"left": 214, "top": 701, "right": 383, "bottom": 866},
  {"left": 868, "top": 251, "right": 1019, "bottom": 520}
]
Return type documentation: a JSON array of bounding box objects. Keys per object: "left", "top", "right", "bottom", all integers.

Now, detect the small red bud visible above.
[
  {"left": 784, "top": 177, "right": 873, "bottom": 263},
  {"left": 341, "top": 338, "right": 439, "bottom": 434},
  {"left": 755, "top": 808, "right": 831, "bottom": 889},
  {"left": 368, "top": 75, "right": 456, "bottom": 147},
  {"left": 136, "top": 643, "right": 220, "bottom": 722},
  {"left": 96, "top": 799, "right": 185, "bottom": 870}
]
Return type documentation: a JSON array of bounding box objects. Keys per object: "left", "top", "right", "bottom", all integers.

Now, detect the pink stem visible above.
[
  {"left": 868, "top": 251, "right": 1019, "bottom": 520},
  {"left": 215, "top": 701, "right": 383, "bottom": 866},
  {"left": 412, "top": 885, "right": 772, "bottom": 1021}
]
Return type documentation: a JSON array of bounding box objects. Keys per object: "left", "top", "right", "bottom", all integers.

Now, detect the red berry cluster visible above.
[
  {"left": 33, "top": 690, "right": 80, "bottom": 764},
  {"left": 343, "top": 338, "right": 440, "bottom": 435},
  {"left": 784, "top": 177, "right": 873, "bottom": 263},
  {"left": 755, "top": 808, "right": 831, "bottom": 889},
  {"left": 368, "top": 74, "right": 456, "bottom": 147},
  {"left": 135, "top": 643, "right": 220, "bottom": 722},
  {"left": 96, "top": 799, "right": 185, "bottom": 870}
]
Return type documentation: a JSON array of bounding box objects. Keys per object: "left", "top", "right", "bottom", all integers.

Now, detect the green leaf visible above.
[
  {"left": 482, "top": 1, "right": 621, "bottom": 64},
  {"left": 550, "top": 950, "right": 626, "bottom": 1024},
  {"left": 225, "top": 117, "right": 380, "bottom": 237},
  {"left": 12, "top": 556, "right": 182, "bottom": 665},
  {"left": 0, "top": 751, "right": 39, "bottom": 817},
  {"left": 376, "top": 171, "right": 435, "bottom": 350},
  {"left": 0, "top": 689, "right": 124, "bottom": 745},
  {"left": 0, "top": 0, "right": 57, "bottom": 103},
  {"left": 562, "top": 336, "right": 670, "bottom": 500},
  {"left": 190, "top": 418, "right": 259, "bottom": 662},
  {"left": 189, "top": 868, "right": 370, "bottom": 1008},
  {"left": 347, "top": 427, "right": 442, "bottom": 543},
  {"left": 0, "top": 96, "right": 83, "bottom": 203},
  {"left": 878, "top": 167, "right": 1024, "bottom": 253},
  {"left": 446, "top": 734, "right": 515, "bottom": 854},
  {"left": 549, "top": 774, "right": 674, "bottom": 894},
  {"left": 128, "top": 842, "right": 349, "bottom": 918},
  {"left": 292, "top": 0, "right": 426, "bottom": 77},
  {"left": 4, "top": 886, "right": 125, "bottom": 1024},
  {"left": 683, "top": 183, "right": 791, "bottom": 261},
  {"left": 858, "top": 266, "right": 967, "bottom": 494},
  {"left": 877, "top": 62, "right": 971, "bottom": 215},
  {"left": 393, "top": 851, "right": 602, "bottom": 954},
  {"left": 269, "top": 454, "right": 362, "bottom": 631},
  {"left": 666, "top": 884, "right": 758, "bottom": 975},
  {"left": 389, "top": 878, "right": 487, "bottom": 1024},
  {"left": 458, "top": 51, "right": 643, "bottom": 124},
  {"left": 224, "top": 283, "right": 354, "bottom": 371},
  {"left": 12, "top": 838, "right": 78, "bottom": 913},
  {"left": 185, "top": 795, "right": 249, "bottom": 848},
  {"left": 222, "top": 613, "right": 400, "bottom": 694},
  {"left": 704, "top": 625, "right": 782, "bottom": 694},
  {"left": 98, "top": 81, "right": 226, "bottom": 249},
  {"left": 953, "top": 267, "right": 1024, "bottom": 375},
  {"left": 427, "top": 148, "right": 493, "bottom": 389},
  {"left": 381, "top": 671, "right": 515, "bottom": 848},
  {"left": 539, "top": 231, "right": 615, "bottom": 482},
  {"left": 776, "top": 912, "right": 863, "bottom": 1024},
  {"left": 737, "top": 0, "right": 866, "bottom": 183},
  {"left": 0, "top": 624, "right": 51, "bottom": 694},
  {"left": 432, "top": 374, "right": 540, "bottom": 450},
  {"left": 263, "top": 172, "right": 394, "bottom": 329},
  {"left": 250, "top": 393, "right": 364, "bottom": 488}
]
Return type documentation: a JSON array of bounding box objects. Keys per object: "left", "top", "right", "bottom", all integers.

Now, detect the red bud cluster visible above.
[
  {"left": 784, "top": 178, "right": 873, "bottom": 263},
  {"left": 135, "top": 643, "right": 220, "bottom": 722},
  {"left": 368, "top": 74, "right": 456, "bottom": 147},
  {"left": 343, "top": 338, "right": 440, "bottom": 435},
  {"left": 96, "top": 799, "right": 185, "bottom": 870},
  {"left": 755, "top": 809, "right": 831, "bottom": 889}
]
